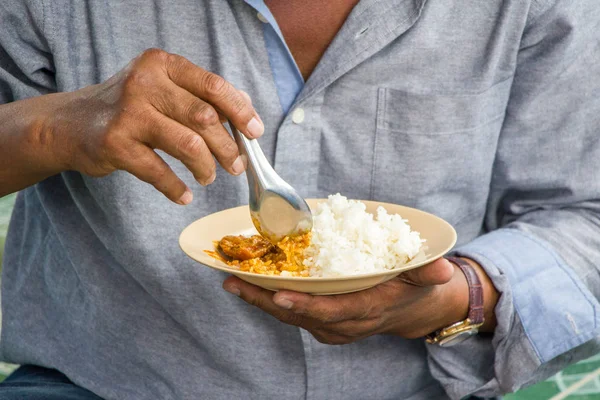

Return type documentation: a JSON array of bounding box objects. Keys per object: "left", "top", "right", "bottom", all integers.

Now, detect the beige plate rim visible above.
[{"left": 179, "top": 198, "right": 457, "bottom": 281}]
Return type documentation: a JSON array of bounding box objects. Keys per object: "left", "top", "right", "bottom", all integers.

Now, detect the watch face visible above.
[{"left": 438, "top": 329, "right": 478, "bottom": 347}]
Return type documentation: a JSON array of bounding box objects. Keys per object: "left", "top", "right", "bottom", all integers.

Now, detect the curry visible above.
[{"left": 208, "top": 233, "right": 311, "bottom": 276}]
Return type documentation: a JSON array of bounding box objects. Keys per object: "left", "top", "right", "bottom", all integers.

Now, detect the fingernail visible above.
[
  {"left": 231, "top": 156, "right": 245, "bottom": 175},
  {"left": 177, "top": 188, "right": 193, "bottom": 205},
  {"left": 199, "top": 172, "right": 216, "bottom": 186},
  {"left": 207, "top": 172, "right": 216, "bottom": 184},
  {"left": 224, "top": 285, "right": 240, "bottom": 296},
  {"left": 275, "top": 297, "right": 294, "bottom": 310},
  {"left": 247, "top": 117, "right": 264, "bottom": 138}
]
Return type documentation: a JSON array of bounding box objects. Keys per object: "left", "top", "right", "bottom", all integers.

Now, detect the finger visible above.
[
  {"left": 238, "top": 89, "right": 264, "bottom": 126},
  {"left": 310, "top": 330, "right": 359, "bottom": 346},
  {"left": 149, "top": 84, "right": 244, "bottom": 176},
  {"left": 238, "top": 90, "right": 252, "bottom": 104},
  {"left": 272, "top": 289, "right": 377, "bottom": 323},
  {"left": 399, "top": 258, "right": 454, "bottom": 286},
  {"left": 165, "top": 54, "right": 264, "bottom": 139},
  {"left": 222, "top": 276, "right": 305, "bottom": 326},
  {"left": 113, "top": 141, "right": 192, "bottom": 205},
  {"left": 142, "top": 111, "right": 217, "bottom": 185},
  {"left": 317, "top": 317, "right": 382, "bottom": 339}
]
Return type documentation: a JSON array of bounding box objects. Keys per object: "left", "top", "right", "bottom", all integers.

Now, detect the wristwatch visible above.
[{"left": 425, "top": 256, "right": 485, "bottom": 347}]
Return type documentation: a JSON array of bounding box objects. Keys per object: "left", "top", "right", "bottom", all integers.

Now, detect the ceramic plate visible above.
[{"left": 179, "top": 199, "right": 457, "bottom": 295}]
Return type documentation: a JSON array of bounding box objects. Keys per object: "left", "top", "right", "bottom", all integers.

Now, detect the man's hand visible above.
[
  {"left": 223, "top": 257, "right": 498, "bottom": 345},
  {"left": 34, "top": 48, "right": 263, "bottom": 204}
]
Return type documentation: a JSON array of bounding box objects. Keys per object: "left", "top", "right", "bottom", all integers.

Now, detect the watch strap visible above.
[{"left": 445, "top": 256, "right": 484, "bottom": 325}]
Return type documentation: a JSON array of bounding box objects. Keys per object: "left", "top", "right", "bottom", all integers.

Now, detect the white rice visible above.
[{"left": 303, "top": 194, "right": 424, "bottom": 277}]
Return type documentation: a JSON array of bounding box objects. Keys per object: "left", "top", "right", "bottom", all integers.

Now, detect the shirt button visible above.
[
  {"left": 292, "top": 108, "right": 305, "bottom": 124},
  {"left": 257, "top": 12, "right": 269, "bottom": 23}
]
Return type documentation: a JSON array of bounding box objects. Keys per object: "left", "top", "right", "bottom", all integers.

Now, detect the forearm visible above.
[
  {"left": 0, "top": 93, "right": 73, "bottom": 196},
  {"left": 510, "top": 206, "right": 600, "bottom": 297},
  {"left": 428, "top": 208, "right": 600, "bottom": 399}
]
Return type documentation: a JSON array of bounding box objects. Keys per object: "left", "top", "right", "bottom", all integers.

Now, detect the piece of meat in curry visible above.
[{"left": 218, "top": 235, "right": 274, "bottom": 260}]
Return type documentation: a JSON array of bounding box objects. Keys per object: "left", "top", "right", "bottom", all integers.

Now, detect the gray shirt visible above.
[{"left": 2, "top": 1, "right": 600, "bottom": 399}]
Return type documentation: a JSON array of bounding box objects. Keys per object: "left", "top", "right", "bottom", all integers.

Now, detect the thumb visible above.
[{"left": 398, "top": 258, "right": 454, "bottom": 287}]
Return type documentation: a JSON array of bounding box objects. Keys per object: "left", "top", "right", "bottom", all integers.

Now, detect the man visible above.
[{"left": 0, "top": 0, "right": 599, "bottom": 399}]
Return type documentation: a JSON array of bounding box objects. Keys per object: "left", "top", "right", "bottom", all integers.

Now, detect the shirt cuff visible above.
[{"left": 427, "top": 228, "right": 600, "bottom": 398}]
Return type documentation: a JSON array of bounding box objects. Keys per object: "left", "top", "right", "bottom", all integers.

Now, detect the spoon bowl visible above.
[{"left": 229, "top": 122, "right": 313, "bottom": 242}]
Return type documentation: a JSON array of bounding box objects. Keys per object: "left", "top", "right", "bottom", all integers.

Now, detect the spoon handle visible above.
[{"left": 228, "top": 122, "right": 270, "bottom": 211}]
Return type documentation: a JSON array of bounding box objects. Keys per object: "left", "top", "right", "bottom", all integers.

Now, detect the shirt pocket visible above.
[{"left": 371, "top": 78, "right": 512, "bottom": 226}]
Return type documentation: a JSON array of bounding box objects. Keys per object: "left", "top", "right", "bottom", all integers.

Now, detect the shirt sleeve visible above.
[
  {"left": 0, "top": 0, "right": 56, "bottom": 103},
  {"left": 426, "top": 1, "right": 600, "bottom": 398}
]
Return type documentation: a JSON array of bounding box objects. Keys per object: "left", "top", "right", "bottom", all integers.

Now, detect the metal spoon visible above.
[{"left": 229, "top": 122, "right": 313, "bottom": 243}]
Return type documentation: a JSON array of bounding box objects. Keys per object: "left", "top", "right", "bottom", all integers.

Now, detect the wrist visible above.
[
  {"left": 459, "top": 257, "right": 498, "bottom": 332},
  {"left": 434, "top": 257, "right": 498, "bottom": 334},
  {"left": 26, "top": 92, "right": 79, "bottom": 173},
  {"left": 429, "top": 256, "right": 499, "bottom": 337},
  {"left": 433, "top": 263, "right": 470, "bottom": 331}
]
